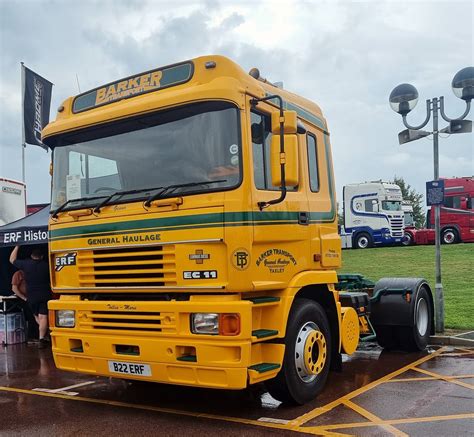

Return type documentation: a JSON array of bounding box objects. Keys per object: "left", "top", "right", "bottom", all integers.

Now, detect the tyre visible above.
[
  {"left": 402, "top": 232, "right": 413, "bottom": 246},
  {"left": 374, "top": 325, "right": 398, "bottom": 350},
  {"left": 398, "top": 286, "right": 432, "bottom": 351},
  {"left": 442, "top": 228, "right": 459, "bottom": 244},
  {"left": 354, "top": 232, "right": 372, "bottom": 249},
  {"left": 265, "top": 299, "right": 331, "bottom": 405}
]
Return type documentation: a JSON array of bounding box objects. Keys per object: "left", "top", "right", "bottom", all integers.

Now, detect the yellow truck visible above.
[{"left": 44, "top": 55, "right": 434, "bottom": 404}]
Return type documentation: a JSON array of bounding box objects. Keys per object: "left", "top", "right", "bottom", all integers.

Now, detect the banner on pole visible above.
[{"left": 22, "top": 65, "right": 53, "bottom": 150}]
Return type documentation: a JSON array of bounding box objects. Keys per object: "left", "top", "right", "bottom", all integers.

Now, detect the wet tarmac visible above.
[{"left": 1, "top": 342, "right": 473, "bottom": 436}]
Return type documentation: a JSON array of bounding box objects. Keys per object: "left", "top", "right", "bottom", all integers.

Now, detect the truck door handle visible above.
[{"left": 298, "top": 212, "right": 310, "bottom": 225}]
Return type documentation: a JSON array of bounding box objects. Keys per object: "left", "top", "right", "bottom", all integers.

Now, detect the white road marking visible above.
[
  {"left": 257, "top": 417, "right": 290, "bottom": 425},
  {"left": 33, "top": 388, "right": 79, "bottom": 396},
  {"left": 32, "top": 380, "right": 96, "bottom": 396}
]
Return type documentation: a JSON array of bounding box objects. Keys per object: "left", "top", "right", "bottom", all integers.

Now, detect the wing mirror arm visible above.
[{"left": 250, "top": 95, "right": 287, "bottom": 210}]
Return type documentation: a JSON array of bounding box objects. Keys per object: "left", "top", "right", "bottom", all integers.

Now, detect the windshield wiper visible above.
[
  {"left": 51, "top": 195, "right": 109, "bottom": 218},
  {"left": 144, "top": 179, "right": 227, "bottom": 207},
  {"left": 93, "top": 186, "right": 166, "bottom": 213}
]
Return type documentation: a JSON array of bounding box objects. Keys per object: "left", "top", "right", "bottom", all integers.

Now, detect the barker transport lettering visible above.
[{"left": 73, "top": 62, "right": 193, "bottom": 113}]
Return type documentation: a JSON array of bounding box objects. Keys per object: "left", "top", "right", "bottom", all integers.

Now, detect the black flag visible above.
[{"left": 22, "top": 65, "right": 53, "bottom": 150}]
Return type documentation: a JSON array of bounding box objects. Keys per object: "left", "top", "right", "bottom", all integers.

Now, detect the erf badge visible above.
[
  {"left": 55, "top": 253, "right": 77, "bottom": 271},
  {"left": 231, "top": 248, "right": 250, "bottom": 270}
]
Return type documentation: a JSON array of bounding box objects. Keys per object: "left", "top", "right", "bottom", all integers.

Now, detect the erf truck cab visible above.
[
  {"left": 403, "top": 177, "right": 474, "bottom": 245},
  {"left": 343, "top": 182, "right": 404, "bottom": 249},
  {"left": 43, "top": 56, "right": 434, "bottom": 405}
]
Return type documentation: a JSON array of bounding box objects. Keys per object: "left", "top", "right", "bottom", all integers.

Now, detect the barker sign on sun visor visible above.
[{"left": 73, "top": 62, "right": 194, "bottom": 112}]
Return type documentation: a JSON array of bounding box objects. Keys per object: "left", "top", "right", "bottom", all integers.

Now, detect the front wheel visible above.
[
  {"left": 402, "top": 232, "right": 413, "bottom": 246},
  {"left": 354, "top": 232, "right": 372, "bottom": 249},
  {"left": 265, "top": 299, "right": 331, "bottom": 405}
]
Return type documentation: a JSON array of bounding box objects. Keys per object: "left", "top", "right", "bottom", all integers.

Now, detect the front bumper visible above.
[
  {"left": 52, "top": 332, "right": 249, "bottom": 389},
  {"left": 49, "top": 296, "right": 282, "bottom": 389}
]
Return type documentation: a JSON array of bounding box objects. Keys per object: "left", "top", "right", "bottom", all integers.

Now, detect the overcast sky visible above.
[{"left": 0, "top": 0, "right": 472, "bottom": 208}]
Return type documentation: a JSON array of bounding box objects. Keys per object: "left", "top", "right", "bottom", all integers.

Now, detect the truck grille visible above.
[
  {"left": 389, "top": 217, "right": 404, "bottom": 237},
  {"left": 78, "top": 245, "right": 176, "bottom": 288},
  {"left": 77, "top": 309, "right": 177, "bottom": 334}
]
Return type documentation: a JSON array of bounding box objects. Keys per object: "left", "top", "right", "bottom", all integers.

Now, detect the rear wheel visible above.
[
  {"left": 442, "top": 228, "right": 459, "bottom": 244},
  {"left": 398, "top": 286, "right": 432, "bottom": 351},
  {"left": 265, "top": 299, "right": 331, "bottom": 405},
  {"left": 374, "top": 325, "right": 398, "bottom": 350},
  {"left": 354, "top": 232, "right": 372, "bottom": 249}
]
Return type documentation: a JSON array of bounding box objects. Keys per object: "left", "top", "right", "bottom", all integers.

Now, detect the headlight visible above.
[
  {"left": 56, "top": 310, "right": 75, "bottom": 328},
  {"left": 191, "top": 313, "right": 219, "bottom": 334},
  {"left": 191, "top": 313, "right": 240, "bottom": 336}
]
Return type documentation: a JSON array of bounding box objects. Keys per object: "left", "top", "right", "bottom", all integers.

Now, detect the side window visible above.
[
  {"left": 307, "top": 133, "right": 319, "bottom": 192},
  {"left": 251, "top": 112, "right": 267, "bottom": 190},
  {"left": 364, "top": 199, "right": 374, "bottom": 212},
  {"left": 444, "top": 196, "right": 460, "bottom": 208},
  {"left": 251, "top": 111, "right": 297, "bottom": 191}
]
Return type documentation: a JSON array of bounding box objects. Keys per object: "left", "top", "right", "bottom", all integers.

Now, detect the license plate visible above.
[{"left": 108, "top": 360, "right": 152, "bottom": 377}]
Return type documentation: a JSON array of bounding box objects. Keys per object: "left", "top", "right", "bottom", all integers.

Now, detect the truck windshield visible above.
[
  {"left": 404, "top": 212, "right": 414, "bottom": 226},
  {"left": 49, "top": 101, "right": 241, "bottom": 210},
  {"left": 382, "top": 200, "right": 402, "bottom": 211}
]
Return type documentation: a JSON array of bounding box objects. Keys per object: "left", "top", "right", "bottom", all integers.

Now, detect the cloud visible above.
[{"left": 0, "top": 0, "right": 472, "bottom": 205}]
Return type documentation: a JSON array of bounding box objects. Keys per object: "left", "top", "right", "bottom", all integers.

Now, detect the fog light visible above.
[{"left": 56, "top": 310, "right": 75, "bottom": 328}]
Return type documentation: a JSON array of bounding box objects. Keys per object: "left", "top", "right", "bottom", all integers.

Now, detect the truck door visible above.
[
  {"left": 305, "top": 129, "right": 340, "bottom": 268},
  {"left": 249, "top": 105, "right": 310, "bottom": 288}
]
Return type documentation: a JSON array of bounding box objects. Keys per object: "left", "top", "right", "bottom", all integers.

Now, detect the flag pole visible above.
[{"left": 20, "top": 62, "right": 26, "bottom": 183}]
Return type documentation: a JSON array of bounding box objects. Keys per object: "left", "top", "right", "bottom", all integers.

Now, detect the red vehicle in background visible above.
[{"left": 403, "top": 177, "right": 474, "bottom": 245}]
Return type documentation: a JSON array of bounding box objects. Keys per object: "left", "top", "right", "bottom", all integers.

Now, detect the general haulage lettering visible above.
[{"left": 87, "top": 233, "right": 161, "bottom": 246}]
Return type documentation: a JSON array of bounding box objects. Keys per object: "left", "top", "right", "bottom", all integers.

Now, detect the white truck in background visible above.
[
  {"left": 341, "top": 181, "right": 404, "bottom": 249},
  {"left": 0, "top": 178, "right": 27, "bottom": 226}
]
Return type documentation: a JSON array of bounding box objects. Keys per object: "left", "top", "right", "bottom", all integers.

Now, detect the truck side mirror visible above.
[
  {"left": 372, "top": 199, "right": 379, "bottom": 212},
  {"left": 270, "top": 134, "right": 299, "bottom": 187},
  {"left": 270, "top": 110, "right": 299, "bottom": 187},
  {"left": 271, "top": 110, "right": 297, "bottom": 134}
]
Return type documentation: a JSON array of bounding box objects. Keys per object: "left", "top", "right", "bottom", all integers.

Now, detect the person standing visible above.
[
  {"left": 11, "top": 269, "right": 27, "bottom": 301},
  {"left": 11, "top": 269, "right": 40, "bottom": 341},
  {"left": 10, "top": 246, "right": 52, "bottom": 348}
]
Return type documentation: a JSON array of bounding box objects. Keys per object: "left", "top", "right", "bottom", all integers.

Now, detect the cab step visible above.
[
  {"left": 246, "top": 296, "right": 281, "bottom": 304},
  {"left": 177, "top": 355, "right": 197, "bottom": 362},
  {"left": 252, "top": 329, "right": 279, "bottom": 339},
  {"left": 248, "top": 363, "right": 281, "bottom": 373}
]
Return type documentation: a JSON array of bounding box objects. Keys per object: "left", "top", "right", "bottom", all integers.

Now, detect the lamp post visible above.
[{"left": 389, "top": 67, "right": 474, "bottom": 333}]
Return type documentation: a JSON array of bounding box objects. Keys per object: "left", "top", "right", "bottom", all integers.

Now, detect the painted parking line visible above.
[
  {"left": 288, "top": 347, "right": 447, "bottom": 428},
  {"left": 342, "top": 399, "right": 408, "bottom": 437},
  {"left": 385, "top": 374, "right": 474, "bottom": 383},
  {"left": 303, "top": 413, "right": 474, "bottom": 433},
  {"left": 0, "top": 346, "right": 472, "bottom": 436},
  {"left": 411, "top": 367, "right": 474, "bottom": 390},
  {"left": 0, "top": 386, "right": 295, "bottom": 434}
]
